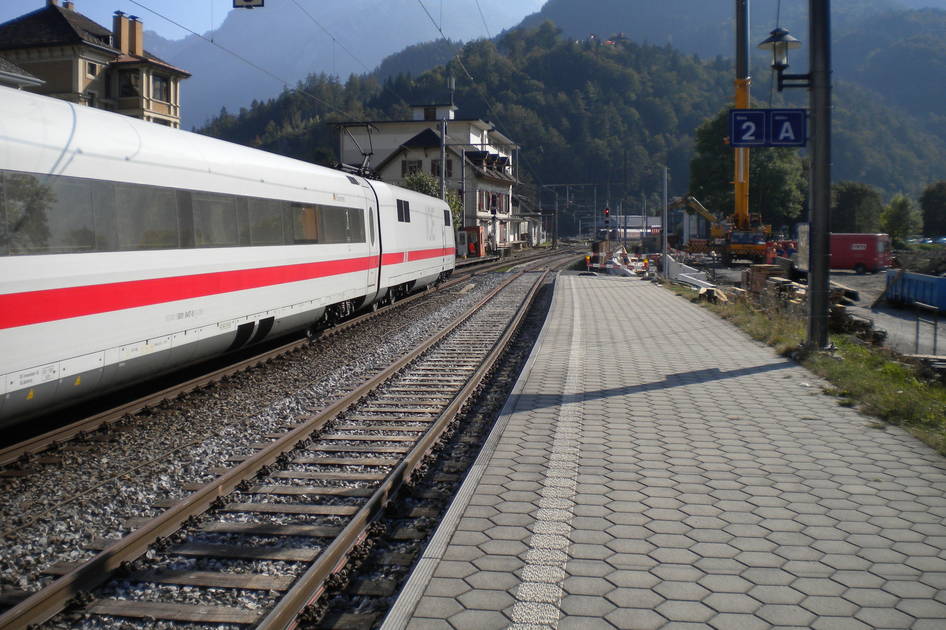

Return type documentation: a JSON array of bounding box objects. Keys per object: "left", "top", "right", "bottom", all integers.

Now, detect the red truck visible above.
[
  {"left": 830, "top": 233, "right": 892, "bottom": 273},
  {"left": 794, "top": 226, "right": 892, "bottom": 274}
]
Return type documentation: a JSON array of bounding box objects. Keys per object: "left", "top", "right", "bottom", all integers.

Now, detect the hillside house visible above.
[
  {"left": 0, "top": 0, "right": 190, "bottom": 127},
  {"left": 336, "top": 104, "right": 538, "bottom": 251}
]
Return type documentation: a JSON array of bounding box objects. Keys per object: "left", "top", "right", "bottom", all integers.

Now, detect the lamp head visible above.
[{"left": 758, "top": 27, "right": 802, "bottom": 70}]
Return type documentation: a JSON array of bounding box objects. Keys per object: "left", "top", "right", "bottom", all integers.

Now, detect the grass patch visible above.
[{"left": 666, "top": 282, "right": 946, "bottom": 454}]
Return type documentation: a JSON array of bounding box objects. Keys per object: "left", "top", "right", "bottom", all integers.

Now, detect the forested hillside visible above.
[{"left": 199, "top": 21, "right": 946, "bottom": 232}]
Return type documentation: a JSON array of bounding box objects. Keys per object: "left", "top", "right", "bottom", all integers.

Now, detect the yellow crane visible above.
[
  {"left": 669, "top": 195, "right": 769, "bottom": 262},
  {"left": 726, "top": 0, "right": 771, "bottom": 264}
]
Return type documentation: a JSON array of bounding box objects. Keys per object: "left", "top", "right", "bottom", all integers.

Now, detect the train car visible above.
[{"left": 0, "top": 87, "right": 454, "bottom": 426}]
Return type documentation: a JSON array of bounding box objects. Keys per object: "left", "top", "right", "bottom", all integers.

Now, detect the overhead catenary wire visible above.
[
  {"left": 415, "top": 0, "right": 547, "bottom": 209},
  {"left": 473, "top": 0, "right": 492, "bottom": 41},
  {"left": 127, "top": 0, "right": 360, "bottom": 120}
]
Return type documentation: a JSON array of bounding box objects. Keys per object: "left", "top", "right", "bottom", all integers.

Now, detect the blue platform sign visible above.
[
  {"left": 729, "top": 108, "right": 807, "bottom": 147},
  {"left": 729, "top": 110, "right": 767, "bottom": 147},
  {"left": 768, "top": 109, "right": 807, "bottom": 147}
]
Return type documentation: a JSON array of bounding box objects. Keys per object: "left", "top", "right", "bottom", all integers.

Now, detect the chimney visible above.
[
  {"left": 47, "top": 0, "right": 60, "bottom": 6},
  {"left": 129, "top": 15, "right": 144, "bottom": 57},
  {"left": 63, "top": 1, "right": 74, "bottom": 10},
  {"left": 113, "top": 10, "right": 129, "bottom": 54}
]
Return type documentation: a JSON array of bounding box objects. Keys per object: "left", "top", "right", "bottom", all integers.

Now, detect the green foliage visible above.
[
  {"left": 401, "top": 171, "right": 463, "bottom": 227},
  {"left": 689, "top": 109, "right": 806, "bottom": 230},
  {"left": 881, "top": 194, "right": 923, "bottom": 243},
  {"left": 920, "top": 181, "right": 946, "bottom": 236},
  {"left": 831, "top": 181, "right": 884, "bottom": 233},
  {"left": 195, "top": 15, "right": 946, "bottom": 233}
]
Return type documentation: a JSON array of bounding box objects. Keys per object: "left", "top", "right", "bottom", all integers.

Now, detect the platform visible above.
[{"left": 382, "top": 273, "right": 946, "bottom": 630}]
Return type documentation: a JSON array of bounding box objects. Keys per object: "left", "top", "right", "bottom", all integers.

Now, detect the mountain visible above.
[
  {"left": 145, "top": 0, "right": 543, "bottom": 129},
  {"left": 199, "top": 20, "right": 946, "bottom": 220}
]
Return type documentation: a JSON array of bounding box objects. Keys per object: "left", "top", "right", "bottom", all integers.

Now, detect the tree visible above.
[
  {"left": 401, "top": 171, "right": 463, "bottom": 228},
  {"left": 830, "top": 181, "right": 884, "bottom": 232},
  {"left": 920, "top": 181, "right": 946, "bottom": 236},
  {"left": 880, "top": 194, "right": 922, "bottom": 245}
]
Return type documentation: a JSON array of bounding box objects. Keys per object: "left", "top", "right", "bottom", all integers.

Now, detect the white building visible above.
[{"left": 337, "top": 104, "right": 537, "bottom": 251}]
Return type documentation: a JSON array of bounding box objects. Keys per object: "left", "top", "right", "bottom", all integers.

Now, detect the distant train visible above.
[{"left": 0, "top": 87, "right": 455, "bottom": 426}]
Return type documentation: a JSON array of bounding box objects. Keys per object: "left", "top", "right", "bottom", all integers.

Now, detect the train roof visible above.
[{"left": 0, "top": 86, "right": 360, "bottom": 204}]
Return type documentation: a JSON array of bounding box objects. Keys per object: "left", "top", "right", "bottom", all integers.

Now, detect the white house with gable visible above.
[{"left": 336, "top": 104, "right": 539, "bottom": 251}]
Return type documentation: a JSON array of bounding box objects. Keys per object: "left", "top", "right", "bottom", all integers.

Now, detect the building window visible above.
[
  {"left": 430, "top": 159, "right": 453, "bottom": 178},
  {"left": 401, "top": 160, "right": 422, "bottom": 178},
  {"left": 424, "top": 106, "right": 436, "bottom": 121},
  {"left": 85, "top": 92, "right": 96, "bottom": 108},
  {"left": 118, "top": 70, "right": 140, "bottom": 97},
  {"left": 86, "top": 61, "right": 98, "bottom": 78},
  {"left": 153, "top": 75, "right": 170, "bottom": 102}
]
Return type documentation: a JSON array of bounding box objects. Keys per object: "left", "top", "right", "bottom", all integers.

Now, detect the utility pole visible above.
[
  {"left": 808, "top": 0, "right": 831, "bottom": 349},
  {"left": 662, "top": 166, "right": 669, "bottom": 275}
]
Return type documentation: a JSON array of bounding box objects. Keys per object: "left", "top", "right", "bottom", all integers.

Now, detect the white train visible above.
[{"left": 0, "top": 87, "right": 455, "bottom": 426}]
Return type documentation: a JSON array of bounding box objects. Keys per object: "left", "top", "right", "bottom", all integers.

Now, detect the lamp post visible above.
[{"left": 758, "top": 1, "right": 831, "bottom": 350}]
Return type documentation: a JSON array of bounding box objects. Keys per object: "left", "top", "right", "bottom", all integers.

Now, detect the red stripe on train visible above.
[{"left": 0, "top": 248, "right": 453, "bottom": 330}]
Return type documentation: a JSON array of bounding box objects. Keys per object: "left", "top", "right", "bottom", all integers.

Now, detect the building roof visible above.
[
  {"left": 0, "top": 55, "right": 44, "bottom": 87},
  {"left": 371, "top": 129, "right": 518, "bottom": 185},
  {"left": 401, "top": 127, "right": 443, "bottom": 149},
  {"left": 113, "top": 52, "right": 191, "bottom": 77},
  {"left": 0, "top": 4, "right": 190, "bottom": 76},
  {"left": 0, "top": 3, "right": 112, "bottom": 51}
]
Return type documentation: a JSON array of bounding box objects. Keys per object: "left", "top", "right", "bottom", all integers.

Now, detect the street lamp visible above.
[
  {"left": 757, "top": 27, "right": 807, "bottom": 91},
  {"left": 757, "top": 3, "right": 833, "bottom": 351}
]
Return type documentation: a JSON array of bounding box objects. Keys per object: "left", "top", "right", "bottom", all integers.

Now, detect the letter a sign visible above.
[{"left": 769, "top": 110, "right": 806, "bottom": 147}]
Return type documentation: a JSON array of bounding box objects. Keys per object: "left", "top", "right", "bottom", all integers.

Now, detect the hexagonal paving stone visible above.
[
  {"left": 465, "top": 571, "right": 521, "bottom": 591},
  {"left": 708, "top": 613, "right": 769, "bottom": 630},
  {"left": 562, "top": 576, "right": 614, "bottom": 597},
  {"left": 559, "top": 594, "right": 617, "bottom": 617},
  {"left": 557, "top": 615, "right": 620, "bottom": 630},
  {"left": 801, "top": 595, "right": 860, "bottom": 616},
  {"left": 747, "top": 584, "right": 805, "bottom": 605},
  {"left": 605, "top": 587, "right": 665, "bottom": 609},
  {"left": 655, "top": 600, "right": 716, "bottom": 622},
  {"left": 755, "top": 603, "right": 816, "bottom": 626},
  {"left": 448, "top": 609, "right": 510, "bottom": 630},
  {"left": 414, "top": 596, "right": 465, "bottom": 619},
  {"left": 604, "top": 569, "right": 661, "bottom": 589},
  {"left": 457, "top": 589, "right": 516, "bottom": 611},
  {"left": 605, "top": 608, "right": 667, "bottom": 630},
  {"left": 854, "top": 606, "right": 916, "bottom": 628}
]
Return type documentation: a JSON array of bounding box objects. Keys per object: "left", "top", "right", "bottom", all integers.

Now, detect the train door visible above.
[
  {"left": 442, "top": 204, "right": 455, "bottom": 266},
  {"left": 366, "top": 199, "right": 380, "bottom": 297}
]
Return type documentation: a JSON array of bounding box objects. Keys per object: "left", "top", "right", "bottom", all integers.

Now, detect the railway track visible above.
[
  {"left": 0, "top": 255, "right": 573, "bottom": 629},
  {"left": 0, "top": 249, "right": 560, "bottom": 469}
]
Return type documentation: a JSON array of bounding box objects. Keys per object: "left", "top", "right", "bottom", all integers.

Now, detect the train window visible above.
[
  {"left": 289, "top": 204, "right": 320, "bottom": 243},
  {"left": 368, "top": 207, "right": 375, "bottom": 245},
  {"left": 348, "top": 208, "right": 366, "bottom": 243},
  {"left": 193, "top": 192, "right": 238, "bottom": 247},
  {"left": 248, "top": 198, "right": 286, "bottom": 245},
  {"left": 444, "top": 209, "right": 451, "bottom": 227},
  {"left": 115, "top": 183, "right": 179, "bottom": 249},
  {"left": 321, "top": 206, "right": 348, "bottom": 244},
  {"left": 91, "top": 180, "right": 118, "bottom": 251},
  {"left": 1, "top": 173, "right": 94, "bottom": 254},
  {"left": 396, "top": 199, "right": 411, "bottom": 223}
]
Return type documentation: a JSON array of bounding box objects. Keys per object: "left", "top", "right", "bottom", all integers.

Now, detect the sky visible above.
[{"left": 0, "top": 0, "right": 239, "bottom": 41}]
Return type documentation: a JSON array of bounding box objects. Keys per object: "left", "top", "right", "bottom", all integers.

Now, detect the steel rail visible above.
[
  {"left": 259, "top": 269, "right": 551, "bottom": 629},
  {"left": 0, "top": 250, "right": 559, "bottom": 468},
  {"left": 0, "top": 266, "right": 543, "bottom": 630}
]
